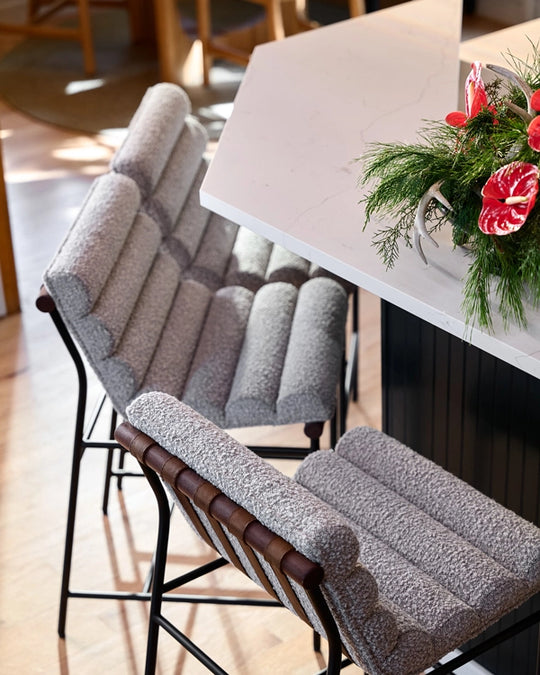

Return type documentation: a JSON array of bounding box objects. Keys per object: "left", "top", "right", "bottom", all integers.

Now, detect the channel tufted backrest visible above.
[
  {"left": 111, "top": 82, "right": 325, "bottom": 291},
  {"left": 43, "top": 81, "right": 349, "bottom": 424},
  {"left": 43, "top": 171, "right": 183, "bottom": 414}
]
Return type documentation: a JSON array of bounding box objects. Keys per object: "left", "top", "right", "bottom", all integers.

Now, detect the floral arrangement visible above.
[{"left": 358, "top": 44, "right": 540, "bottom": 332}]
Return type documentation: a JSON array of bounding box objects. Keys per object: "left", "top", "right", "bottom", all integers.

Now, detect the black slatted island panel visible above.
[{"left": 381, "top": 300, "right": 540, "bottom": 675}]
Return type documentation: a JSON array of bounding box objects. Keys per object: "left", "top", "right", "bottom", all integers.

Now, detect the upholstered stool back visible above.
[
  {"left": 43, "top": 169, "right": 347, "bottom": 424},
  {"left": 43, "top": 82, "right": 349, "bottom": 427}
]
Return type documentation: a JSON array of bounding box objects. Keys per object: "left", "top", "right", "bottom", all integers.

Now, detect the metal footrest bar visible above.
[
  {"left": 248, "top": 446, "right": 316, "bottom": 460},
  {"left": 155, "top": 614, "right": 229, "bottom": 675},
  {"left": 162, "top": 557, "right": 229, "bottom": 592},
  {"left": 105, "top": 469, "right": 144, "bottom": 479},
  {"left": 83, "top": 439, "right": 122, "bottom": 449},
  {"left": 66, "top": 589, "right": 282, "bottom": 606}
]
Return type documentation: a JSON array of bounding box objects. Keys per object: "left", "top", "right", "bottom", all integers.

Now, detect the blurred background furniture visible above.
[
  {"left": 0, "top": 132, "right": 19, "bottom": 316},
  {"left": 195, "top": 0, "right": 317, "bottom": 85},
  {"left": 0, "top": 0, "right": 140, "bottom": 75},
  {"left": 155, "top": 0, "right": 369, "bottom": 87}
]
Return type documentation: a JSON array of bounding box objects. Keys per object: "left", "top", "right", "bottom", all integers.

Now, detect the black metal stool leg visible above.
[
  {"left": 102, "top": 447, "right": 115, "bottom": 516},
  {"left": 117, "top": 448, "right": 127, "bottom": 490},
  {"left": 138, "top": 464, "right": 173, "bottom": 675},
  {"left": 58, "top": 434, "right": 84, "bottom": 638},
  {"left": 53, "top": 312, "right": 88, "bottom": 638},
  {"left": 102, "top": 408, "right": 119, "bottom": 514},
  {"left": 351, "top": 288, "right": 359, "bottom": 402}
]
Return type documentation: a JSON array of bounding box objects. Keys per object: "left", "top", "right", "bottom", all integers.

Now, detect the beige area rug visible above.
[{"left": 0, "top": 5, "right": 248, "bottom": 140}]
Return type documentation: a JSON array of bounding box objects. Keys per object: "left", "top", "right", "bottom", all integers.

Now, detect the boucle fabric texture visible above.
[
  {"left": 182, "top": 285, "right": 254, "bottom": 427},
  {"left": 225, "top": 281, "right": 297, "bottom": 426},
  {"left": 294, "top": 428, "right": 540, "bottom": 674},
  {"left": 166, "top": 160, "right": 211, "bottom": 272},
  {"left": 43, "top": 81, "right": 350, "bottom": 424},
  {"left": 142, "top": 117, "right": 209, "bottom": 235},
  {"left": 43, "top": 172, "right": 140, "bottom": 320},
  {"left": 111, "top": 82, "right": 190, "bottom": 198},
  {"left": 110, "top": 82, "right": 353, "bottom": 296},
  {"left": 334, "top": 426, "right": 540, "bottom": 585},
  {"left": 277, "top": 277, "right": 347, "bottom": 424}
]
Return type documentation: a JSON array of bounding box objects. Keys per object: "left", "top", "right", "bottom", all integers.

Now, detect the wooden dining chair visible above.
[
  {"left": 195, "top": 0, "right": 367, "bottom": 85},
  {"left": 0, "top": 0, "right": 139, "bottom": 75}
]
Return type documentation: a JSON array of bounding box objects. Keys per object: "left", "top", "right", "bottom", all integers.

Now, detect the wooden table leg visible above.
[
  {"left": 152, "top": 0, "right": 204, "bottom": 86},
  {"left": 0, "top": 136, "right": 20, "bottom": 315}
]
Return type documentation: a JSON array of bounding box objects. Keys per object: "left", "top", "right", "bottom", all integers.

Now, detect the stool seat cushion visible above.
[{"left": 295, "top": 429, "right": 540, "bottom": 673}]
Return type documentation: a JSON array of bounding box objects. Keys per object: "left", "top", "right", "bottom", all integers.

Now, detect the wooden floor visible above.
[{"left": 0, "top": 24, "right": 382, "bottom": 675}]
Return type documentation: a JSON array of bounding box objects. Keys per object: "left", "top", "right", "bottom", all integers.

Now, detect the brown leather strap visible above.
[
  {"left": 114, "top": 425, "right": 157, "bottom": 465},
  {"left": 227, "top": 506, "right": 256, "bottom": 540},
  {"left": 211, "top": 501, "right": 279, "bottom": 598},
  {"left": 194, "top": 481, "right": 220, "bottom": 510},
  {"left": 272, "top": 560, "right": 311, "bottom": 624},
  {"left": 235, "top": 537, "right": 281, "bottom": 601},
  {"left": 205, "top": 516, "right": 245, "bottom": 572},
  {"left": 264, "top": 537, "right": 293, "bottom": 567},
  {"left": 172, "top": 488, "right": 216, "bottom": 551},
  {"left": 160, "top": 454, "right": 187, "bottom": 488}
]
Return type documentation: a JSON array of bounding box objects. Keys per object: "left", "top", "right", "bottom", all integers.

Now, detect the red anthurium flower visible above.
[
  {"left": 531, "top": 89, "right": 540, "bottom": 111},
  {"left": 445, "top": 110, "right": 468, "bottom": 127},
  {"left": 528, "top": 116, "right": 540, "bottom": 151},
  {"left": 446, "top": 62, "right": 491, "bottom": 127},
  {"left": 479, "top": 162, "right": 539, "bottom": 235}
]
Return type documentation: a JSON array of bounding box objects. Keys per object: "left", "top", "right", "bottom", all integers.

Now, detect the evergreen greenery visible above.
[{"left": 357, "top": 45, "right": 540, "bottom": 332}]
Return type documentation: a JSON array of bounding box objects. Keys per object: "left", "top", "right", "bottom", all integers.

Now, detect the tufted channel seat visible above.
[
  {"left": 118, "top": 391, "right": 540, "bottom": 675},
  {"left": 37, "top": 82, "right": 357, "bottom": 637}
]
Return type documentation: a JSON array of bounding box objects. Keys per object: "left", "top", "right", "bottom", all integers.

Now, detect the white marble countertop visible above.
[{"left": 201, "top": 0, "right": 540, "bottom": 379}]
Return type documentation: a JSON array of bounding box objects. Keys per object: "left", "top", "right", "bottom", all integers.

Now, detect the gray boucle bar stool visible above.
[
  {"left": 116, "top": 391, "right": 540, "bottom": 675},
  {"left": 37, "top": 82, "right": 357, "bottom": 637}
]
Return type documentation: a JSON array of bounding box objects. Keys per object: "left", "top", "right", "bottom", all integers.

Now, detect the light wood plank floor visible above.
[{"left": 0, "top": 33, "right": 382, "bottom": 675}]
